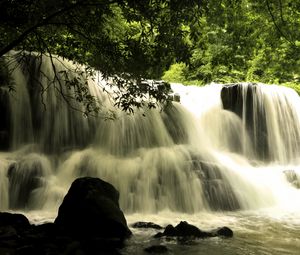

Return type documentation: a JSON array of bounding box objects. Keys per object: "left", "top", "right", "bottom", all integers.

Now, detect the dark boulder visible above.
[
  {"left": 131, "top": 222, "right": 163, "bottom": 230},
  {"left": 156, "top": 221, "right": 212, "bottom": 238},
  {"left": 212, "top": 226, "right": 233, "bottom": 238},
  {"left": 0, "top": 177, "right": 131, "bottom": 255},
  {"left": 154, "top": 221, "right": 233, "bottom": 239},
  {"left": 54, "top": 177, "right": 132, "bottom": 240},
  {"left": 0, "top": 212, "right": 30, "bottom": 229}
]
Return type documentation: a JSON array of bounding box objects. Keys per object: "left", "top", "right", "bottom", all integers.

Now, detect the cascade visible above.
[{"left": 1, "top": 52, "right": 300, "bottom": 217}]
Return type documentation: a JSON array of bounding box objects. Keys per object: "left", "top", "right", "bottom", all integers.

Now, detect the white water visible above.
[{"left": 1, "top": 53, "right": 300, "bottom": 254}]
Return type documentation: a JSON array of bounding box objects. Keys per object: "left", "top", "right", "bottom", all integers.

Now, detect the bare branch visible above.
[{"left": 265, "top": 0, "right": 296, "bottom": 47}]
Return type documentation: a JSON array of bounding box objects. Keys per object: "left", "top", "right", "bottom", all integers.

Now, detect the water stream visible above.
[{"left": 0, "top": 52, "right": 300, "bottom": 254}]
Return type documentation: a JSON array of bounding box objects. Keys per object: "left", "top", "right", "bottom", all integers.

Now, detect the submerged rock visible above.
[
  {"left": 55, "top": 177, "right": 132, "bottom": 240},
  {"left": 154, "top": 221, "right": 233, "bottom": 239}
]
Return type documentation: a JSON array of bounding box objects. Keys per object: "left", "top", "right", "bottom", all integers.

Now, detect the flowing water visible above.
[{"left": 1, "top": 52, "right": 300, "bottom": 254}]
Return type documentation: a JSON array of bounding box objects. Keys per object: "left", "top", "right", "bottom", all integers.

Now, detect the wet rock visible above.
[
  {"left": 0, "top": 84, "right": 10, "bottom": 150},
  {"left": 154, "top": 221, "right": 233, "bottom": 239},
  {"left": 191, "top": 156, "right": 240, "bottom": 211},
  {"left": 284, "top": 170, "right": 300, "bottom": 188},
  {"left": 221, "top": 83, "right": 269, "bottom": 160},
  {"left": 0, "top": 212, "right": 30, "bottom": 229},
  {"left": 212, "top": 226, "right": 233, "bottom": 238},
  {"left": 55, "top": 177, "right": 132, "bottom": 240},
  {"left": 1, "top": 177, "right": 133, "bottom": 254},
  {"left": 144, "top": 245, "right": 169, "bottom": 253},
  {"left": 7, "top": 156, "right": 48, "bottom": 209},
  {"left": 154, "top": 221, "right": 210, "bottom": 238},
  {"left": 162, "top": 105, "right": 189, "bottom": 144},
  {"left": 131, "top": 222, "right": 163, "bottom": 230},
  {"left": 173, "top": 93, "right": 180, "bottom": 102}
]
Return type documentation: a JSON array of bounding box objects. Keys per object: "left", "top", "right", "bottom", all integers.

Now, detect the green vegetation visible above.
[
  {"left": 0, "top": 0, "right": 201, "bottom": 113},
  {"left": 163, "top": 0, "right": 300, "bottom": 90},
  {"left": 1, "top": 0, "right": 300, "bottom": 112}
]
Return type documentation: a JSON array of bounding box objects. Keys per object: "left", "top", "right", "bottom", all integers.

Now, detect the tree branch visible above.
[{"left": 265, "top": 0, "right": 296, "bottom": 47}]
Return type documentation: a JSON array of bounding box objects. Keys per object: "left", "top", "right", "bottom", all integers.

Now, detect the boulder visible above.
[
  {"left": 155, "top": 221, "right": 211, "bottom": 238},
  {"left": 131, "top": 222, "right": 163, "bottom": 230},
  {"left": 0, "top": 212, "right": 30, "bottom": 229},
  {"left": 0, "top": 177, "right": 131, "bottom": 255},
  {"left": 54, "top": 177, "right": 132, "bottom": 240},
  {"left": 212, "top": 226, "right": 233, "bottom": 238},
  {"left": 154, "top": 221, "right": 233, "bottom": 239}
]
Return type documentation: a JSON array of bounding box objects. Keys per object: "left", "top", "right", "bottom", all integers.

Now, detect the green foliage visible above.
[
  {"left": 0, "top": 0, "right": 201, "bottom": 114},
  {"left": 164, "top": 0, "right": 300, "bottom": 89},
  {"left": 1, "top": 0, "right": 300, "bottom": 112},
  {"left": 162, "top": 63, "right": 187, "bottom": 84}
]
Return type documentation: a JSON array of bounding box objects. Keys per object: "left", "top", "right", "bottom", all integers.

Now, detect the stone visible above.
[
  {"left": 154, "top": 221, "right": 233, "bottom": 239},
  {"left": 131, "top": 222, "right": 163, "bottom": 230},
  {"left": 213, "top": 226, "right": 234, "bottom": 238},
  {"left": 154, "top": 221, "right": 211, "bottom": 238},
  {"left": 54, "top": 177, "right": 132, "bottom": 240},
  {"left": 0, "top": 212, "right": 30, "bottom": 229}
]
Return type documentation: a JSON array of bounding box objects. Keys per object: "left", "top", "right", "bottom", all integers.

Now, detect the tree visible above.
[
  {"left": 0, "top": 0, "right": 202, "bottom": 114},
  {"left": 163, "top": 0, "right": 300, "bottom": 87}
]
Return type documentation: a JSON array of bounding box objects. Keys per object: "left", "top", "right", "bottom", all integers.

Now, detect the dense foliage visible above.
[
  {"left": 0, "top": 0, "right": 201, "bottom": 113},
  {"left": 1, "top": 0, "right": 300, "bottom": 114},
  {"left": 163, "top": 0, "right": 300, "bottom": 92}
]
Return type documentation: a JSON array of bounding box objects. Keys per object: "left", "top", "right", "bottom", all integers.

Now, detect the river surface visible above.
[{"left": 24, "top": 208, "right": 300, "bottom": 255}]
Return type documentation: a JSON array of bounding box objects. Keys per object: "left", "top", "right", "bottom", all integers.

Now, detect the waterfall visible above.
[
  {"left": 1, "top": 52, "right": 300, "bottom": 215},
  {"left": 221, "top": 83, "right": 300, "bottom": 163}
]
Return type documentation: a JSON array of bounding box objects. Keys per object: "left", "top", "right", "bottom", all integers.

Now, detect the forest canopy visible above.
[
  {"left": 1, "top": 0, "right": 300, "bottom": 113},
  {"left": 162, "top": 0, "right": 300, "bottom": 90}
]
